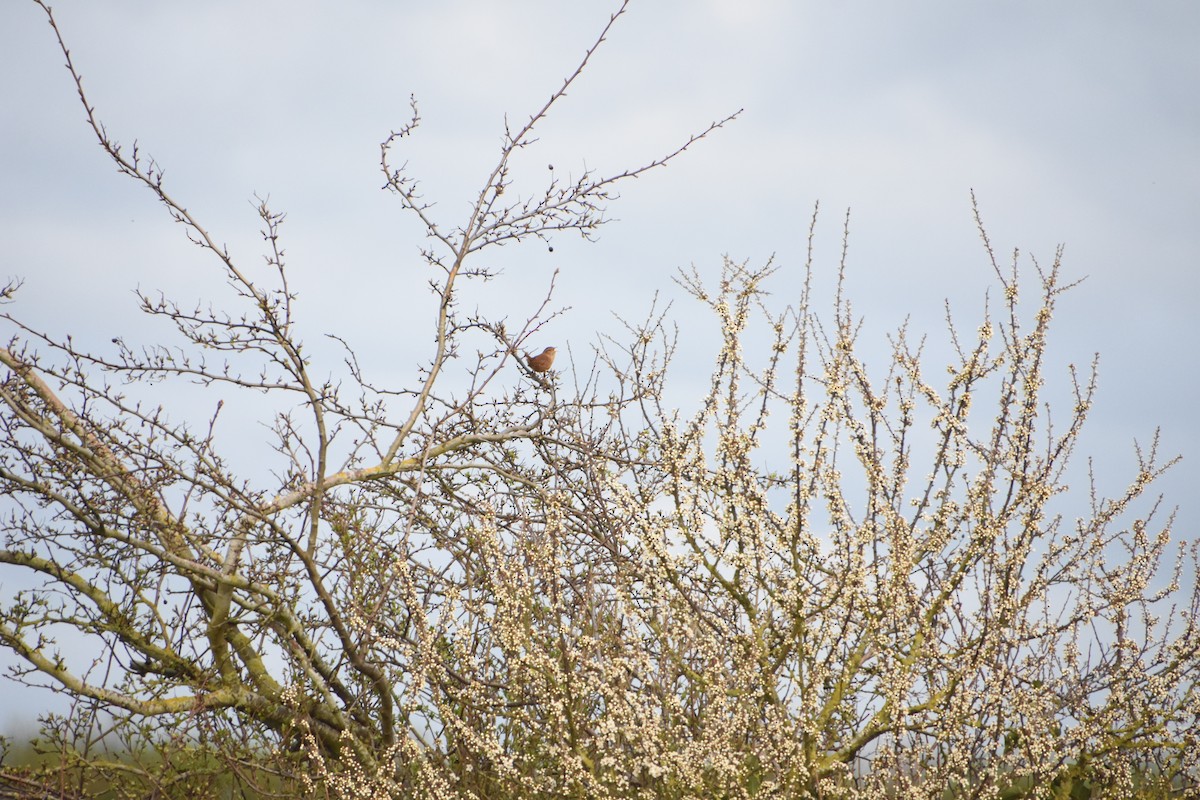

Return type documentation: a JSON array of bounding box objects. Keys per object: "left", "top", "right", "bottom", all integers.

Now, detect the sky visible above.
[{"left": 1, "top": 1, "right": 1198, "bottom": 732}]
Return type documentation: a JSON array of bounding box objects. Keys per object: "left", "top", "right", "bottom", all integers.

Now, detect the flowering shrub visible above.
[{"left": 2, "top": 3, "right": 1195, "bottom": 798}]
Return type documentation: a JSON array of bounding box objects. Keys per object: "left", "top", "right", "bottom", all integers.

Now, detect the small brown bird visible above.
[{"left": 526, "top": 346, "right": 557, "bottom": 373}]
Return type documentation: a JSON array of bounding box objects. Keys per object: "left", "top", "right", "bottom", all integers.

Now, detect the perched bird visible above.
[{"left": 526, "top": 346, "right": 557, "bottom": 373}]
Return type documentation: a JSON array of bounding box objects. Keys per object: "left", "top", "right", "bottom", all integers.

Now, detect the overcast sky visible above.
[{"left": 2, "top": 2, "right": 1198, "bottom": 732}]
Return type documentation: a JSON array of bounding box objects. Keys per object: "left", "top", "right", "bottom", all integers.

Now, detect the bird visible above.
[{"left": 526, "top": 346, "right": 557, "bottom": 373}]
